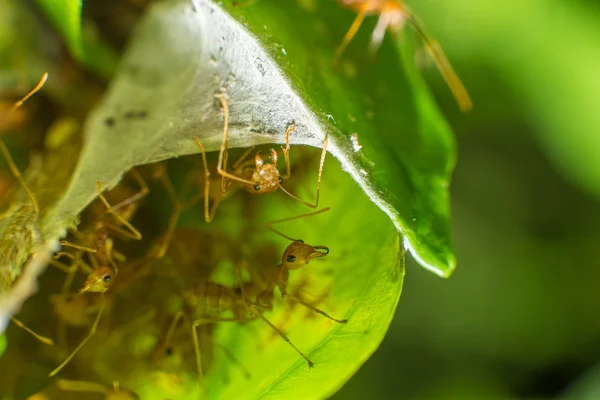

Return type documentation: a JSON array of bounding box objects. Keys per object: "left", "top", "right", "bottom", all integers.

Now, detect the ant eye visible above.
[
  {"left": 287, "top": 255, "right": 296, "bottom": 263},
  {"left": 165, "top": 346, "right": 174, "bottom": 356},
  {"left": 253, "top": 184, "right": 261, "bottom": 191},
  {"left": 278, "top": 177, "right": 283, "bottom": 184},
  {"left": 103, "top": 275, "right": 112, "bottom": 283}
]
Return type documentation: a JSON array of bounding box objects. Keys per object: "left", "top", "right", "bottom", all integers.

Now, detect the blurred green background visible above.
[{"left": 334, "top": 0, "right": 600, "bottom": 398}]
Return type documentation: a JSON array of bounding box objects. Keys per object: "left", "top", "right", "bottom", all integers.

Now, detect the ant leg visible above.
[
  {"left": 232, "top": 146, "right": 256, "bottom": 170},
  {"left": 425, "top": 40, "right": 472, "bottom": 112},
  {"left": 49, "top": 294, "right": 106, "bottom": 377},
  {"left": 333, "top": 3, "right": 369, "bottom": 68},
  {"left": 96, "top": 181, "right": 142, "bottom": 240},
  {"left": 404, "top": 14, "right": 472, "bottom": 112},
  {"left": 193, "top": 138, "right": 224, "bottom": 223},
  {"left": 212, "top": 95, "right": 257, "bottom": 189},
  {"left": 192, "top": 316, "right": 246, "bottom": 390},
  {"left": 280, "top": 123, "right": 296, "bottom": 180},
  {"left": 0, "top": 140, "right": 38, "bottom": 213},
  {"left": 0, "top": 73, "right": 49, "bottom": 215},
  {"left": 244, "top": 303, "right": 314, "bottom": 368},
  {"left": 234, "top": 268, "right": 313, "bottom": 366},
  {"left": 280, "top": 291, "right": 347, "bottom": 324},
  {"left": 111, "top": 169, "right": 149, "bottom": 213},
  {"left": 10, "top": 72, "right": 48, "bottom": 112},
  {"left": 60, "top": 240, "right": 97, "bottom": 253},
  {"left": 265, "top": 207, "right": 330, "bottom": 241},
  {"left": 368, "top": 11, "right": 393, "bottom": 53},
  {"left": 152, "top": 170, "right": 185, "bottom": 258},
  {"left": 278, "top": 137, "right": 328, "bottom": 209},
  {"left": 164, "top": 310, "right": 185, "bottom": 350},
  {"left": 215, "top": 93, "right": 231, "bottom": 193},
  {"left": 154, "top": 204, "right": 182, "bottom": 258},
  {"left": 10, "top": 317, "right": 54, "bottom": 345},
  {"left": 56, "top": 379, "right": 108, "bottom": 394}
]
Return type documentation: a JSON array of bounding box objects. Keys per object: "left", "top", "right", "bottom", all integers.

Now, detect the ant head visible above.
[
  {"left": 79, "top": 266, "right": 115, "bottom": 293},
  {"left": 282, "top": 240, "right": 329, "bottom": 270},
  {"left": 249, "top": 150, "right": 281, "bottom": 194}
]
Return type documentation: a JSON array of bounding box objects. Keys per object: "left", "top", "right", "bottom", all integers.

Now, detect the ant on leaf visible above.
[
  {"left": 158, "top": 209, "right": 345, "bottom": 392},
  {"left": 251, "top": 207, "right": 347, "bottom": 326},
  {"left": 48, "top": 175, "right": 147, "bottom": 377},
  {"left": 193, "top": 93, "right": 328, "bottom": 222},
  {"left": 334, "top": 0, "right": 472, "bottom": 112}
]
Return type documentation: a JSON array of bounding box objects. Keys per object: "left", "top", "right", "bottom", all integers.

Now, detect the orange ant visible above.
[
  {"left": 0, "top": 72, "right": 48, "bottom": 216},
  {"left": 56, "top": 379, "right": 138, "bottom": 400},
  {"left": 193, "top": 94, "right": 328, "bottom": 222},
  {"left": 334, "top": 0, "right": 472, "bottom": 112},
  {"left": 248, "top": 207, "right": 347, "bottom": 326},
  {"left": 195, "top": 209, "right": 345, "bottom": 374},
  {"left": 48, "top": 175, "right": 146, "bottom": 377}
]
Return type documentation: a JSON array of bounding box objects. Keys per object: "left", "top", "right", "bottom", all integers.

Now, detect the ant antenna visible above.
[
  {"left": 49, "top": 293, "right": 106, "bottom": 377},
  {"left": 265, "top": 207, "right": 331, "bottom": 241},
  {"left": 333, "top": 2, "right": 369, "bottom": 69},
  {"left": 0, "top": 72, "right": 48, "bottom": 214}
]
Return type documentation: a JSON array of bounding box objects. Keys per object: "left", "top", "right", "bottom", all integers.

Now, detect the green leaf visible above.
[
  {"left": 45, "top": 0, "right": 456, "bottom": 276},
  {"left": 1, "top": 0, "right": 452, "bottom": 395},
  {"left": 99, "top": 159, "right": 403, "bottom": 400},
  {"left": 35, "top": 0, "right": 84, "bottom": 61},
  {"left": 34, "top": 0, "right": 118, "bottom": 80}
]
